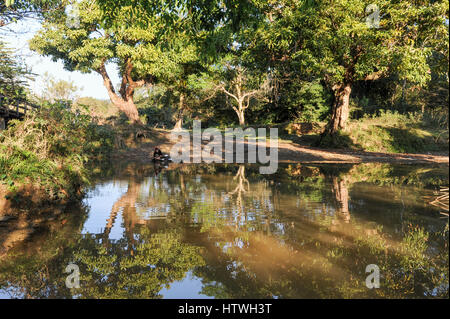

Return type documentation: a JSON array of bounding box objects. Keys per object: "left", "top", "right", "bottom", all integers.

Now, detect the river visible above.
[{"left": 0, "top": 162, "right": 448, "bottom": 298}]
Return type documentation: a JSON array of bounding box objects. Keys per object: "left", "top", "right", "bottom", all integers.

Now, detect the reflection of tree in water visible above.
[
  {"left": 0, "top": 204, "right": 88, "bottom": 298},
  {"left": 331, "top": 176, "right": 350, "bottom": 223},
  {"left": 194, "top": 215, "right": 448, "bottom": 298},
  {"left": 103, "top": 180, "right": 141, "bottom": 251},
  {"left": 0, "top": 162, "right": 447, "bottom": 298},
  {"left": 228, "top": 166, "right": 249, "bottom": 230},
  {"left": 191, "top": 164, "right": 448, "bottom": 298},
  {"left": 96, "top": 163, "right": 447, "bottom": 298},
  {"left": 229, "top": 166, "right": 250, "bottom": 201},
  {"left": 73, "top": 229, "right": 204, "bottom": 298}
]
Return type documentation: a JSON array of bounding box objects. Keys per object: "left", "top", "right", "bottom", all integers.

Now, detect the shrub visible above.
[
  {"left": 347, "top": 110, "right": 448, "bottom": 153},
  {"left": 279, "top": 79, "right": 332, "bottom": 123},
  {"left": 0, "top": 101, "right": 115, "bottom": 201}
]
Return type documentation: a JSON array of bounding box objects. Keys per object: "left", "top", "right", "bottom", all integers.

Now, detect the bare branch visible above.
[{"left": 220, "top": 86, "right": 239, "bottom": 103}]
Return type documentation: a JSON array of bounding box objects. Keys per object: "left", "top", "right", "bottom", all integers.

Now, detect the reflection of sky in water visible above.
[
  {"left": 0, "top": 289, "right": 16, "bottom": 299},
  {"left": 80, "top": 179, "right": 213, "bottom": 298},
  {"left": 160, "top": 271, "right": 213, "bottom": 299},
  {"left": 82, "top": 181, "right": 128, "bottom": 240}
]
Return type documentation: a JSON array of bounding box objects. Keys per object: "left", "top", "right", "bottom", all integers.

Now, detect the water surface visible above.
[{"left": 0, "top": 163, "right": 448, "bottom": 298}]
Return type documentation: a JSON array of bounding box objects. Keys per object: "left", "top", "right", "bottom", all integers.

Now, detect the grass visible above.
[
  {"left": 347, "top": 110, "right": 448, "bottom": 153},
  {"left": 278, "top": 110, "right": 448, "bottom": 154},
  {"left": 0, "top": 102, "right": 116, "bottom": 202}
]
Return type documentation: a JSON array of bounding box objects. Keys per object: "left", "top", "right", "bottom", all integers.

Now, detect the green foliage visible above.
[
  {"left": 41, "top": 72, "right": 80, "bottom": 103},
  {"left": 348, "top": 110, "right": 449, "bottom": 153},
  {"left": 28, "top": 0, "right": 203, "bottom": 122},
  {"left": 29, "top": 0, "right": 199, "bottom": 80},
  {"left": 0, "top": 40, "right": 30, "bottom": 102},
  {"left": 0, "top": 101, "right": 115, "bottom": 200},
  {"left": 74, "top": 96, "right": 118, "bottom": 119},
  {"left": 1, "top": 0, "right": 61, "bottom": 26},
  {"left": 281, "top": 79, "right": 332, "bottom": 122},
  {"left": 247, "top": 0, "right": 449, "bottom": 132}
]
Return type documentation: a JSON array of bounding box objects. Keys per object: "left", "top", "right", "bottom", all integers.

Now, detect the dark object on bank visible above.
[{"left": 152, "top": 147, "right": 172, "bottom": 162}]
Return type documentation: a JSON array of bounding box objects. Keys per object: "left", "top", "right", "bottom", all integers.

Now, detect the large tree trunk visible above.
[
  {"left": 98, "top": 63, "right": 142, "bottom": 124},
  {"left": 116, "top": 99, "right": 140, "bottom": 123},
  {"left": 321, "top": 83, "right": 352, "bottom": 139},
  {"left": 235, "top": 102, "right": 245, "bottom": 126},
  {"left": 174, "top": 93, "right": 184, "bottom": 130},
  {"left": 330, "top": 83, "right": 351, "bottom": 133}
]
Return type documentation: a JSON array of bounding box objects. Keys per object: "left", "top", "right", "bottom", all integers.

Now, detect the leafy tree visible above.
[
  {"left": 250, "top": 0, "right": 449, "bottom": 140},
  {"left": 213, "top": 58, "right": 271, "bottom": 126},
  {"left": 154, "top": 54, "right": 205, "bottom": 130},
  {"left": 0, "top": 40, "right": 30, "bottom": 102},
  {"left": 29, "top": 0, "right": 198, "bottom": 123},
  {"left": 279, "top": 79, "right": 332, "bottom": 122},
  {"left": 41, "top": 71, "right": 80, "bottom": 102},
  {"left": 1, "top": 0, "right": 61, "bottom": 27}
]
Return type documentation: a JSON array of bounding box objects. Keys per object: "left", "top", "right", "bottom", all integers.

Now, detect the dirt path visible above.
[
  {"left": 113, "top": 130, "right": 449, "bottom": 165},
  {"left": 275, "top": 141, "right": 449, "bottom": 164}
]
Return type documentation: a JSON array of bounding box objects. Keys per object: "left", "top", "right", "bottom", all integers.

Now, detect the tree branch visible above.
[
  {"left": 96, "top": 63, "right": 122, "bottom": 104},
  {"left": 364, "top": 70, "right": 384, "bottom": 81},
  {"left": 220, "top": 86, "right": 239, "bottom": 103}
]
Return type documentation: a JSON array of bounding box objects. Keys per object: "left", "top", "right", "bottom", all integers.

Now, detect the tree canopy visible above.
[
  {"left": 11, "top": 0, "right": 450, "bottom": 136},
  {"left": 0, "top": 40, "right": 30, "bottom": 101},
  {"left": 247, "top": 0, "right": 448, "bottom": 138},
  {"left": 29, "top": 0, "right": 199, "bottom": 123}
]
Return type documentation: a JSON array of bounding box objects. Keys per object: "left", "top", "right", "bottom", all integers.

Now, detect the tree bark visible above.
[
  {"left": 174, "top": 93, "right": 184, "bottom": 129},
  {"left": 236, "top": 108, "right": 245, "bottom": 126},
  {"left": 116, "top": 99, "right": 140, "bottom": 123},
  {"left": 97, "top": 63, "right": 143, "bottom": 124},
  {"left": 323, "top": 83, "right": 352, "bottom": 136}
]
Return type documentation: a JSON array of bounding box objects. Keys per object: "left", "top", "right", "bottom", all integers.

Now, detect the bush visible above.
[
  {"left": 347, "top": 110, "right": 449, "bottom": 153},
  {"left": 279, "top": 79, "right": 332, "bottom": 123},
  {"left": 0, "top": 101, "right": 115, "bottom": 201}
]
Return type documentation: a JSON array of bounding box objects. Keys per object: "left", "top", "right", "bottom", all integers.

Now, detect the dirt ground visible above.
[{"left": 112, "top": 130, "right": 449, "bottom": 165}]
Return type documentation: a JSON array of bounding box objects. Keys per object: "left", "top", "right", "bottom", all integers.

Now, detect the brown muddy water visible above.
[{"left": 0, "top": 162, "right": 448, "bottom": 298}]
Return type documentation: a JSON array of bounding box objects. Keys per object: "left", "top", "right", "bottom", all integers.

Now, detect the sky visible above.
[{"left": 1, "top": 18, "right": 120, "bottom": 100}]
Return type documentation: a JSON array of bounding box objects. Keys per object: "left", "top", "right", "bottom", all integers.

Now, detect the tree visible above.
[
  {"left": 202, "top": 43, "right": 271, "bottom": 127},
  {"left": 41, "top": 72, "right": 80, "bottom": 102},
  {"left": 156, "top": 59, "right": 205, "bottom": 130},
  {"left": 217, "top": 64, "right": 270, "bottom": 126},
  {"left": 250, "top": 0, "right": 449, "bottom": 139},
  {"left": 29, "top": 0, "right": 198, "bottom": 123},
  {"left": 1, "top": 0, "right": 61, "bottom": 28},
  {"left": 0, "top": 40, "right": 30, "bottom": 101}
]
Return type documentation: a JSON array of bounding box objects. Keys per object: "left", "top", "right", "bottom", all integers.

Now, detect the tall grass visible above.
[
  {"left": 346, "top": 110, "right": 449, "bottom": 153},
  {"left": 0, "top": 102, "right": 116, "bottom": 201}
]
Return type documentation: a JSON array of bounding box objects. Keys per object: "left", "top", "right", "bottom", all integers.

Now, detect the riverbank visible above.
[
  {"left": 0, "top": 102, "right": 116, "bottom": 209},
  {"left": 1, "top": 114, "right": 448, "bottom": 216},
  {"left": 111, "top": 128, "right": 449, "bottom": 165}
]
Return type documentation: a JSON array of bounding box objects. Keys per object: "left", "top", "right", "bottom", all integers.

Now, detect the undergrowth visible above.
[
  {"left": 318, "top": 110, "right": 449, "bottom": 153},
  {"left": 0, "top": 102, "right": 116, "bottom": 201}
]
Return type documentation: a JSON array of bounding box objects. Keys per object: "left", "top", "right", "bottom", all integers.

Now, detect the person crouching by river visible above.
[{"left": 153, "top": 147, "right": 163, "bottom": 160}]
